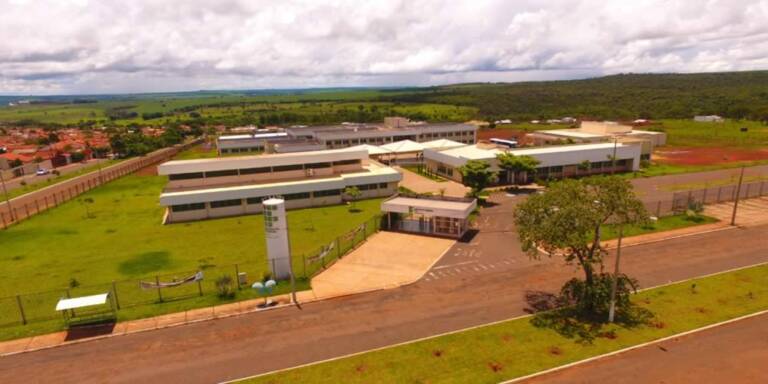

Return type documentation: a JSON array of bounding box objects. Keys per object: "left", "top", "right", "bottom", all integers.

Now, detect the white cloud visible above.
[{"left": 1, "top": 0, "right": 767, "bottom": 94}]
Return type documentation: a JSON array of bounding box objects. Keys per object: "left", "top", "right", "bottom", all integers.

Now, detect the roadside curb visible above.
[
  {"left": 501, "top": 308, "right": 768, "bottom": 384},
  {"left": 221, "top": 260, "right": 768, "bottom": 383},
  {"left": 604, "top": 223, "right": 737, "bottom": 250}
]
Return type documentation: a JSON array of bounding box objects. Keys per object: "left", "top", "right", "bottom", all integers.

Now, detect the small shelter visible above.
[
  {"left": 56, "top": 292, "right": 116, "bottom": 326},
  {"left": 381, "top": 195, "right": 476, "bottom": 238},
  {"left": 379, "top": 140, "right": 425, "bottom": 164}
]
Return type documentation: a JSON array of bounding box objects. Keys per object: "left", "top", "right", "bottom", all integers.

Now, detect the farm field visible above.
[
  {"left": 244, "top": 263, "right": 768, "bottom": 384},
  {"left": 0, "top": 173, "right": 384, "bottom": 339}
]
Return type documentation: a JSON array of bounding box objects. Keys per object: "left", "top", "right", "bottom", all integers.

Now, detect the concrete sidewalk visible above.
[{"left": 0, "top": 231, "right": 455, "bottom": 357}]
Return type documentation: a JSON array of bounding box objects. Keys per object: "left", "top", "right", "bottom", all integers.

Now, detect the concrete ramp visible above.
[{"left": 306, "top": 232, "right": 455, "bottom": 300}]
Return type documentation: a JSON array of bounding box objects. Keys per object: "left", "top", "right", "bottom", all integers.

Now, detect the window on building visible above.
[
  {"left": 168, "top": 172, "right": 204, "bottom": 181},
  {"left": 550, "top": 166, "right": 563, "bottom": 173},
  {"left": 283, "top": 192, "right": 311, "bottom": 200},
  {"left": 332, "top": 159, "right": 361, "bottom": 166},
  {"left": 272, "top": 164, "right": 304, "bottom": 172},
  {"left": 210, "top": 199, "right": 242, "bottom": 208},
  {"left": 616, "top": 159, "right": 629, "bottom": 166},
  {"left": 246, "top": 197, "right": 264, "bottom": 205},
  {"left": 170, "top": 203, "right": 205, "bottom": 212},
  {"left": 204, "top": 169, "right": 238, "bottom": 178},
  {"left": 240, "top": 167, "right": 271, "bottom": 175},
  {"left": 379, "top": 182, "right": 388, "bottom": 189},
  {"left": 306, "top": 162, "right": 331, "bottom": 169},
  {"left": 313, "top": 189, "right": 341, "bottom": 197}
]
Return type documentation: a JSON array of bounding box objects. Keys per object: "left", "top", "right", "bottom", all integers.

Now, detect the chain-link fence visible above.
[
  {"left": 0, "top": 139, "right": 202, "bottom": 229},
  {"left": 0, "top": 214, "right": 383, "bottom": 331},
  {"left": 671, "top": 180, "right": 768, "bottom": 212}
]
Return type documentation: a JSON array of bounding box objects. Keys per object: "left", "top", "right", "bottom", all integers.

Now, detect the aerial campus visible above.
[{"left": 2, "top": 2, "right": 768, "bottom": 384}]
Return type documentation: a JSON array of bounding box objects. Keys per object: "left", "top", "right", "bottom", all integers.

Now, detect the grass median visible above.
[
  {"left": 243, "top": 263, "right": 768, "bottom": 384},
  {"left": 6, "top": 159, "right": 120, "bottom": 200},
  {"left": 600, "top": 214, "right": 719, "bottom": 241}
]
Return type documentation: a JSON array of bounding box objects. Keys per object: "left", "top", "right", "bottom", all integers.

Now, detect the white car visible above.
[{"left": 35, "top": 168, "right": 50, "bottom": 176}]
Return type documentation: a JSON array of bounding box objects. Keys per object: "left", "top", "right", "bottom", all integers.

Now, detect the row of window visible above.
[
  {"left": 169, "top": 183, "right": 390, "bottom": 213},
  {"left": 168, "top": 159, "right": 361, "bottom": 181},
  {"left": 221, "top": 147, "right": 263, "bottom": 154}
]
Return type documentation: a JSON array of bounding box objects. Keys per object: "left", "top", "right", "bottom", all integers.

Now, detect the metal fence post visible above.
[
  {"left": 16, "top": 295, "right": 26, "bottom": 325},
  {"left": 235, "top": 264, "right": 241, "bottom": 290},
  {"left": 112, "top": 281, "right": 121, "bottom": 310},
  {"left": 156, "top": 276, "right": 163, "bottom": 302},
  {"left": 655, "top": 200, "right": 661, "bottom": 217},
  {"left": 197, "top": 279, "right": 203, "bottom": 296}
]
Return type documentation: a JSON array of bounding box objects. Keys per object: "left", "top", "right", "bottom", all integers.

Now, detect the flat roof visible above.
[
  {"left": 535, "top": 129, "right": 605, "bottom": 138},
  {"left": 348, "top": 144, "right": 392, "bottom": 155},
  {"left": 158, "top": 147, "right": 367, "bottom": 175},
  {"left": 218, "top": 132, "right": 288, "bottom": 141},
  {"left": 420, "top": 139, "right": 466, "bottom": 150},
  {"left": 381, "top": 196, "right": 477, "bottom": 219},
  {"left": 56, "top": 293, "right": 110, "bottom": 311},
  {"left": 160, "top": 163, "right": 402, "bottom": 205}
]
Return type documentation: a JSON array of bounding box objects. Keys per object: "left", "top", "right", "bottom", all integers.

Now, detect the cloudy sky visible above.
[{"left": 2, "top": 0, "right": 768, "bottom": 95}]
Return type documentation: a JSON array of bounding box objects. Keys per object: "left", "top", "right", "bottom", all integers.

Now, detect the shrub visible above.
[{"left": 215, "top": 275, "right": 235, "bottom": 298}]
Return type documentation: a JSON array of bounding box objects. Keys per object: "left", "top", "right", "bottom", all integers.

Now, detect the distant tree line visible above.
[{"left": 383, "top": 71, "right": 768, "bottom": 122}]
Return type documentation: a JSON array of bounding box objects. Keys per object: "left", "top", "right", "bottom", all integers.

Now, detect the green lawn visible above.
[
  {"left": 6, "top": 160, "right": 120, "bottom": 199},
  {"left": 600, "top": 214, "right": 719, "bottom": 241},
  {"left": 0, "top": 174, "right": 384, "bottom": 339},
  {"left": 244, "top": 263, "right": 768, "bottom": 384},
  {"left": 653, "top": 119, "right": 768, "bottom": 148}
]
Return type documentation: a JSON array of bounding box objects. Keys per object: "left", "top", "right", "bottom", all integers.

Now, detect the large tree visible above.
[
  {"left": 496, "top": 152, "right": 540, "bottom": 185},
  {"left": 514, "top": 176, "right": 648, "bottom": 319},
  {"left": 458, "top": 160, "right": 495, "bottom": 198}
]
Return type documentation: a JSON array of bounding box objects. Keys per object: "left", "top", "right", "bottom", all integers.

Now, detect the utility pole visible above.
[
  {"left": 0, "top": 170, "right": 14, "bottom": 222},
  {"left": 610, "top": 136, "right": 618, "bottom": 175},
  {"left": 730, "top": 166, "right": 746, "bottom": 226},
  {"left": 608, "top": 225, "right": 624, "bottom": 323}
]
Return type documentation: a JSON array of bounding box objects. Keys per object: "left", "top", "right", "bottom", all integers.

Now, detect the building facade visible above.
[
  {"left": 423, "top": 142, "right": 642, "bottom": 185},
  {"left": 158, "top": 148, "right": 402, "bottom": 223}
]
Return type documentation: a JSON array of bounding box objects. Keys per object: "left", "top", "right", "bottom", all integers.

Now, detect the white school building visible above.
[
  {"left": 158, "top": 148, "right": 402, "bottom": 223},
  {"left": 423, "top": 142, "right": 642, "bottom": 185}
]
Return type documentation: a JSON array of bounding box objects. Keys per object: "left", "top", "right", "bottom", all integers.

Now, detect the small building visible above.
[
  {"left": 216, "top": 132, "right": 289, "bottom": 155},
  {"left": 381, "top": 195, "right": 476, "bottom": 238},
  {"left": 693, "top": 115, "right": 724, "bottom": 123},
  {"left": 526, "top": 121, "right": 666, "bottom": 160},
  {"left": 158, "top": 147, "right": 402, "bottom": 223},
  {"left": 424, "top": 142, "right": 642, "bottom": 185}
]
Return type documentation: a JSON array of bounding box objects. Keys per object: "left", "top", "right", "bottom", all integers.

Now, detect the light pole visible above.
[
  {"left": 608, "top": 224, "right": 624, "bottom": 323},
  {"left": 0, "top": 170, "right": 14, "bottom": 222},
  {"left": 730, "top": 166, "right": 746, "bottom": 226},
  {"left": 610, "top": 136, "right": 618, "bottom": 175}
]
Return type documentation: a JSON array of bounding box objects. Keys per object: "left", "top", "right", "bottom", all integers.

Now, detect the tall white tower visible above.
[{"left": 263, "top": 197, "right": 292, "bottom": 280}]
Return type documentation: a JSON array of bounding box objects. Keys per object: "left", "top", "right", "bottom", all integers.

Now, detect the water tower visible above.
[{"left": 263, "top": 197, "right": 292, "bottom": 280}]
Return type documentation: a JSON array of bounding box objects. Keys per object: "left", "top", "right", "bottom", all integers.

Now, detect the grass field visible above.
[
  {"left": 244, "top": 263, "right": 768, "bottom": 384},
  {"left": 653, "top": 119, "right": 768, "bottom": 148},
  {"left": 0, "top": 174, "right": 383, "bottom": 299},
  {"left": 600, "top": 214, "right": 719, "bottom": 241}
]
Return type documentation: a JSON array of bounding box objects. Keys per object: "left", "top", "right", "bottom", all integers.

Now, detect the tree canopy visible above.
[
  {"left": 496, "top": 152, "right": 540, "bottom": 184},
  {"left": 514, "top": 176, "right": 648, "bottom": 319},
  {"left": 458, "top": 160, "right": 495, "bottom": 197}
]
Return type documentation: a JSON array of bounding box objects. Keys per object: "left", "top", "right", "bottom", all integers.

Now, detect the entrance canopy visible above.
[
  {"left": 381, "top": 196, "right": 476, "bottom": 219},
  {"left": 381, "top": 195, "right": 477, "bottom": 238}
]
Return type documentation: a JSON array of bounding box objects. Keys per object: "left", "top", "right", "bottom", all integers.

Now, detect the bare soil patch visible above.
[{"left": 654, "top": 146, "right": 768, "bottom": 166}]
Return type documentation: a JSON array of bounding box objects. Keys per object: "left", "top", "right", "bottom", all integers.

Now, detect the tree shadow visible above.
[
  {"left": 523, "top": 290, "right": 559, "bottom": 314},
  {"left": 529, "top": 303, "right": 654, "bottom": 344}
]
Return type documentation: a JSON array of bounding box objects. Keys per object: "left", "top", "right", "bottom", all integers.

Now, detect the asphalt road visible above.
[
  {"left": 1, "top": 193, "right": 766, "bottom": 384},
  {"left": 524, "top": 311, "right": 768, "bottom": 384}
]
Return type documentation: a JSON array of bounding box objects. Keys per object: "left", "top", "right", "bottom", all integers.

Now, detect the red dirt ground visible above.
[{"left": 654, "top": 146, "right": 768, "bottom": 166}]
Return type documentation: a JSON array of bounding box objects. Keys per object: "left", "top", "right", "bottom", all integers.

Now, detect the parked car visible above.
[{"left": 35, "top": 168, "right": 50, "bottom": 176}]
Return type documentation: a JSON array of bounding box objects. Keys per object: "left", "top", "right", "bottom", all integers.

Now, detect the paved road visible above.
[
  {"left": 1, "top": 194, "right": 767, "bottom": 383},
  {"left": 631, "top": 164, "right": 768, "bottom": 202},
  {"left": 525, "top": 312, "right": 768, "bottom": 384},
  {"left": 2, "top": 159, "right": 110, "bottom": 193}
]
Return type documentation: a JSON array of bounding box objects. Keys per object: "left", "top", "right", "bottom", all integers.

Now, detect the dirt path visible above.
[
  {"left": 0, "top": 192, "right": 766, "bottom": 383},
  {"left": 523, "top": 311, "right": 768, "bottom": 384}
]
